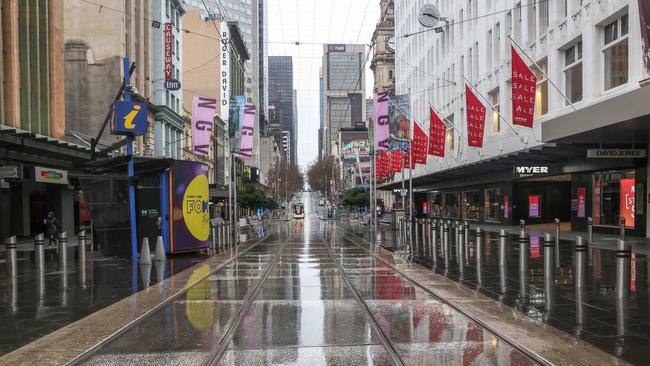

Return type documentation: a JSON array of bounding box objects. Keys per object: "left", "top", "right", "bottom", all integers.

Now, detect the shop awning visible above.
[
  {"left": 0, "top": 125, "right": 92, "bottom": 169},
  {"left": 378, "top": 143, "right": 596, "bottom": 191},
  {"left": 542, "top": 85, "right": 650, "bottom": 143}
]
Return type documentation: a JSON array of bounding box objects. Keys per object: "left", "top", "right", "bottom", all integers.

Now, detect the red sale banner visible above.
[
  {"left": 390, "top": 150, "right": 402, "bottom": 173},
  {"left": 428, "top": 107, "right": 445, "bottom": 157},
  {"left": 380, "top": 150, "right": 390, "bottom": 179},
  {"left": 404, "top": 145, "right": 415, "bottom": 169},
  {"left": 511, "top": 46, "right": 536, "bottom": 127},
  {"left": 412, "top": 121, "right": 428, "bottom": 165},
  {"left": 465, "top": 85, "right": 486, "bottom": 148},
  {"left": 620, "top": 179, "right": 635, "bottom": 228}
]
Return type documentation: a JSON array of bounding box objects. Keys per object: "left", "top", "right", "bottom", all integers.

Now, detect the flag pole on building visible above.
[{"left": 508, "top": 35, "right": 577, "bottom": 111}]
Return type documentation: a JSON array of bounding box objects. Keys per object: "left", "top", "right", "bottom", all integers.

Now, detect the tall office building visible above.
[
  {"left": 268, "top": 56, "right": 296, "bottom": 165},
  {"left": 184, "top": 0, "right": 262, "bottom": 168},
  {"left": 321, "top": 44, "right": 366, "bottom": 159}
]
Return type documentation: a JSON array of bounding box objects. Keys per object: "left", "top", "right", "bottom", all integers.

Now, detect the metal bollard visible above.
[
  {"left": 575, "top": 233, "right": 588, "bottom": 336},
  {"left": 619, "top": 217, "right": 626, "bottom": 240},
  {"left": 222, "top": 222, "right": 227, "bottom": 250},
  {"left": 519, "top": 231, "right": 529, "bottom": 299},
  {"left": 456, "top": 223, "right": 465, "bottom": 267},
  {"left": 397, "top": 217, "right": 403, "bottom": 246},
  {"left": 414, "top": 219, "right": 421, "bottom": 256},
  {"left": 34, "top": 233, "right": 45, "bottom": 273},
  {"left": 554, "top": 218, "right": 561, "bottom": 268},
  {"left": 616, "top": 239, "right": 630, "bottom": 299},
  {"left": 5, "top": 236, "right": 17, "bottom": 277},
  {"left": 544, "top": 233, "right": 555, "bottom": 313},
  {"left": 519, "top": 219, "right": 526, "bottom": 238},
  {"left": 78, "top": 230, "right": 87, "bottom": 288},
  {"left": 475, "top": 227, "right": 484, "bottom": 286},
  {"left": 499, "top": 229, "right": 508, "bottom": 295},
  {"left": 211, "top": 221, "right": 217, "bottom": 253},
  {"left": 78, "top": 230, "right": 87, "bottom": 266},
  {"left": 431, "top": 219, "right": 438, "bottom": 264},
  {"left": 442, "top": 224, "right": 450, "bottom": 270},
  {"left": 58, "top": 232, "right": 68, "bottom": 268},
  {"left": 575, "top": 235, "right": 588, "bottom": 290},
  {"left": 587, "top": 217, "right": 593, "bottom": 243}
]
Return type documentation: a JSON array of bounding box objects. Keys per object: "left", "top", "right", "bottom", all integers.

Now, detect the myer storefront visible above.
[{"left": 381, "top": 143, "right": 647, "bottom": 237}]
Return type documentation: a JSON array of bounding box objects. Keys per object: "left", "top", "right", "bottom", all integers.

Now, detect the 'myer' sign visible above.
[{"left": 513, "top": 165, "right": 551, "bottom": 178}]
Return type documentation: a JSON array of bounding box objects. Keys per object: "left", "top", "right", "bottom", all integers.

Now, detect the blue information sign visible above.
[{"left": 111, "top": 101, "right": 148, "bottom": 135}]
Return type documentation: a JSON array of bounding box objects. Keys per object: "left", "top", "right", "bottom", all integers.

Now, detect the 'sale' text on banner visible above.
[
  {"left": 511, "top": 46, "right": 536, "bottom": 127},
  {"left": 465, "top": 84, "right": 486, "bottom": 148},
  {"left": 412, "top": 122, "right": 428, "bottom": 165},
  {"left": 428, "top": 107, "right": 445, "bottom": 157}
]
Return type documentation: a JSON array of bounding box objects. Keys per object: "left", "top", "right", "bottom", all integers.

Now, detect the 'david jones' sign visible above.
[{"left": 111, "top": 101, "right": 148, "bottom": 135}]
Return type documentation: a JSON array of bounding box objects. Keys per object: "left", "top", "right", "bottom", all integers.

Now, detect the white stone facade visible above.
[{"left": 394, "top": 0, "right": 645, "bottom": 180}]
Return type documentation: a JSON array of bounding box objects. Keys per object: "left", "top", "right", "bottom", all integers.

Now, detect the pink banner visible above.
[
  {"left": 236, "top": 103, "right": 255, "bottom": 158},
  {"left": 374, "top": 91, "right": 390, "bottom": 150},
  {"left": 191, "top": 96, "right": 216, "bottom": 156}
]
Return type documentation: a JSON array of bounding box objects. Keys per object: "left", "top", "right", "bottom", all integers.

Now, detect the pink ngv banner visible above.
[
  {"left": 191, "top": 96, "right": 217, "bottom": 156},
  {"left": 236, "top": 103, "right": 256, "bottom": 159},
  {"left": 374, "top": 91, "right": 390, "bottom": 151}
]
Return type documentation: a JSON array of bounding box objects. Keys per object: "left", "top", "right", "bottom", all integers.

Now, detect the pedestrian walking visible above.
[{"left": 44, "top": 211, "right": 61, "bottom": 247}]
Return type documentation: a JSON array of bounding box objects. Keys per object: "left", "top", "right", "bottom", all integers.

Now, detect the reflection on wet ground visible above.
[
  {"left": 78, "top": 200, "right": 535, "bottom": 366},
  {"left": 346, "top": 220, "right": 649, "bottom": 365},
  {"left": 0, "top": 249, "right": 204, "bottom": 355}
]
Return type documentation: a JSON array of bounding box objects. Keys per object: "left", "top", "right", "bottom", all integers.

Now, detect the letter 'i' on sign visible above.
[
  {"left": 511, "top": 46, "right": 536, "bottom": 127},
  {"left": 191, "top": 96, "right": 217, "bottom": 156},
  {"left": 111, "top": 101, "right": 148, "bottom": 135},
  {"left": 465, "top": 84, "right": 486, "bottom": 148}
]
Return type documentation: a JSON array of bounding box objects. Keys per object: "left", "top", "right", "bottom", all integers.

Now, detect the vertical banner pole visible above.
[
  {"left": 124, "top": 57, "right": 138, "bottom": 262},
  {"left": 408, "top": 88, "right": 413, "bottom": 249},
  {"left": 373, "top": 151, "right": 377, "bottom": 243}
]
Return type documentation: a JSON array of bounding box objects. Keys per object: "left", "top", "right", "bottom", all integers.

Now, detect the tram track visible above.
[
  {"left": 319, "top": 224, "right": 406, "bottom": 366},
  {"left": 336, "top": 222, "right": 548, "bottom": 366},
  {"left": 71, "top": 231, "right": 279, "bottom": 366},
  {"left": 202, "top": 236, "right": 288, "bottom": 365}
]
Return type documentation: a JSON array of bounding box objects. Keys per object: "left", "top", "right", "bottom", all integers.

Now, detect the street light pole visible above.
[{"left": 123, "top": 57, "right": 138, "bottom": 263}]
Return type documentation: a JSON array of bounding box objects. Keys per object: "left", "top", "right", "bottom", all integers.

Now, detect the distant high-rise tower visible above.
[
  {"left": 268, "top": 56, "right": 296, "bottom": 165},
  {"left": 321, "top": 44, "right": 366, "bottom": 158}
]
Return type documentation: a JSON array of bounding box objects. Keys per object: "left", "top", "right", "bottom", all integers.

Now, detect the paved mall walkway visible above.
[{"left": 0, "top": 193, "right": 626, "bottom": 365}]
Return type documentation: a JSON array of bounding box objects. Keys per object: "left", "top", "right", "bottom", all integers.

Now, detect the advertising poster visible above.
[
  {"left": 620, "top": 178, "right": 635, "bottom": 228},
  {"left": 171, "top": 161, "right": 210, "bottom": 252},
  {"left": 504, "top": 196, "right": 509, "bottom": 218},
  {"left": 229, "top": 95, "right": 246, "bottom": 152},
  {"left": 577, "top": 187, "right": 586, "bottom": 218},
  {"left": 530, "top": 236, "right": 540, "bottom": 259},
  {"left": 389, "top": 94, "right": 410, "bottom": 152},
  {"left": 528, "top": 195, "right": 540, "bottom": 218}
]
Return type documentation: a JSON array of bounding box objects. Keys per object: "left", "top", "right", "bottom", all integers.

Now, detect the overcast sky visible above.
[{"left": 266, "top": 0, "right": 380, "bottom": 170}]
